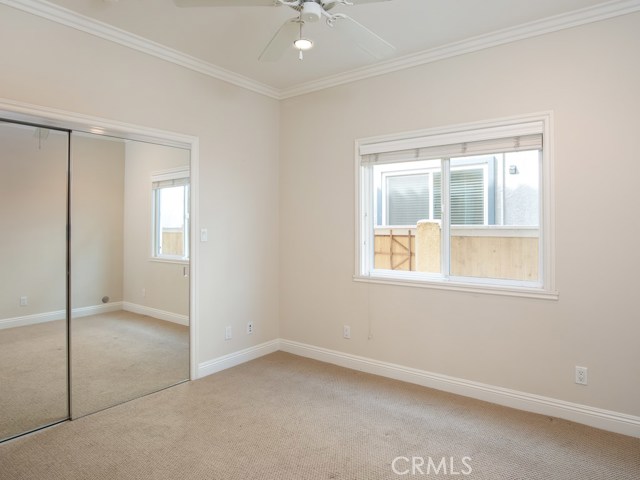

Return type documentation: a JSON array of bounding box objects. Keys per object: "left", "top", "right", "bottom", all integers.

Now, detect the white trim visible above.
[
  {"left": 148, "top": 257, "right": 189, "bottom": 265},
  {"left": 1, "top": 0, "right": 639, "bottom": 99},
  {"left": 161, "top": 337, "right": 640, "bottom": 436},
  {"left": 0, "top": 98, "right": 195, "bottom": 148},
  {"left": 197, "top": 339, "right": 280, "bottom": 379},
  {"left": 189, "top": 139, "right": 200, "bottom": 382},
  {"left": 540, "top": 115, "right": 556, "bottom": 295},
  {"left": 0, "top": 302, "right": 123, "bottom": 330},
  {"left": 0, "top": 0, "right": 279, "bottom": 99},
  {"left": 278, "top": 0, "right": 640, "bottom": 98},
  {"left": 279, "top": 339, "right": 640, "bottom": 438},
  {"left": 72, "top": 302, "right": 124, "bottom": 318},
  {"left": 0, "top": 310, "right": 64, "bottom": 330},
  {"left": 122, "top": 302, "right": 189, "bottom": 327},
  {"left": 353, "top": 274, "right": 558, "bottom": 300},
  {"left": 450, "top": 226, "right": 539, "bottom": 238}
]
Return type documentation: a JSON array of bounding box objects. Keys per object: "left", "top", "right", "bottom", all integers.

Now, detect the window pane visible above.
[
  {"left": 387, "top": 174, "right": 429, "bottom": 226},
  {"left": 502, "top": 151, "right": 540, "bottom": 226},
  {"left": 158, "top": 185, "right": 185, "bottom": 257},
  {"left": 372, "top": 161, "right": 442, "bottom": 273},
  {"left": 450, "top": 151, "right": 540, "bottom": 282}
]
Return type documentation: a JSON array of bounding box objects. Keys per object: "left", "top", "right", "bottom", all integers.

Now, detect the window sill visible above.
[
  {"left": 149, "top": 257, "right": 189, "bottom": 265},
  {"left": 353, "top": 274, "right": 558, "bottom": 300}
]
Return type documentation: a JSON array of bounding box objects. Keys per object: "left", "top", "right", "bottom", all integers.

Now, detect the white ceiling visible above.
[{"left": 13, "top": 0, "right": 640, "bottom": 96}]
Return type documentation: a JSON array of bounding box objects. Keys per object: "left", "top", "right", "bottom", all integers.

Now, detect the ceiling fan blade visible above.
[
  {"left": 331, "top": 14, "right": 395, "bottom": 60},
  {"left": 321, "top": 0, "right": 390, "bottom": 6},
  {"left": 259, "top": 19, "right": 301, "bottom": 62},
  {"left": 174, "top": 0, "right": 279, "bottom": 7}
]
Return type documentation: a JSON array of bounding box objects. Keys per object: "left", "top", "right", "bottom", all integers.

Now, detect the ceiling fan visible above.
[{"left": 173, "top": 0, "right": 395, "bottom": 61}]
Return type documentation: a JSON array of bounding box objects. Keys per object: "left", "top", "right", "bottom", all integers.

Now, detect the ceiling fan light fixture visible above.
[
  {"left": 294, "top": 38, "right": 313, "bottom": 50},
  {"left": 301, "top": 1, "right": 323, "bottom": 23}
]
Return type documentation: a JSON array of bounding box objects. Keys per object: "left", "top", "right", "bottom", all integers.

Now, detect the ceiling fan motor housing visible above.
[{"left": 301, "top": 1, "right": 322, "bottom": 23}]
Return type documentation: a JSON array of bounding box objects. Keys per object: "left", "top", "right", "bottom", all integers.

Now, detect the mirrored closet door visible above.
[
  {"left": 69, "top": 132, "right": 190, "bottom": 418},
  {"left": 0, "top": 121, "right": 70, "bottom": 441},
  {"left": 1, "top": 119, "right": 191, "bottom": 441}
]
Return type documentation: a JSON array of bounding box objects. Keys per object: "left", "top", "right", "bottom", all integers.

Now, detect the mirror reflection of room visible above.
[
  {"left": 70, "top": 133, "right": 190, "bottom": 418},
  {"left": 0, "top": 122, "right": 191, "bottom": 442},
  {"left": 0, "top": 122, "right": 69, "bottom": 441}
]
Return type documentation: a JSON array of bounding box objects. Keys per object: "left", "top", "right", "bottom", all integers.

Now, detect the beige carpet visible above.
[
  {"left": 71, "top": 311, "right": 189, "bottom": 418},
  {"left": 1, "top": 352, "right": 638, "bottom": 479},
  {"left": 0, "top": 320, "right": 67, "bottom": 439},
  {"left": 0, "top": 311, "right": 189, "bottom": 441}
]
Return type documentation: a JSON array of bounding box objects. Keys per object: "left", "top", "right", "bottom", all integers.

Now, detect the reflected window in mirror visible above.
[{"left": 151, "top": 167, "right": 190, "bottom": 262}]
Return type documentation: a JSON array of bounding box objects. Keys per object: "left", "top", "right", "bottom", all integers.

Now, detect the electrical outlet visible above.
[
  {"left": 247, "top": 322, "right": 253, "bottom": 334},
  {"left": 20, "top": 296, "right": 28, "bottom": 307},
  {"left": 343, "top": 325, "right": 351, "bottom": 339},
  {"left": 575, "top": 366, "right": 588, "bottom": 385},
  {"left": 225, "top": 326, "right": 232, "bottom": 340}
]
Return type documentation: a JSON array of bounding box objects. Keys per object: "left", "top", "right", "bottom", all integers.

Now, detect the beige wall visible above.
[
  {"left": 123, "top": 140, "right": 190, "bottom": 317},
  {"left": 1, "top": 130, "right": 189, "bottom": 319},
  {"left": 0, "top": 124, "right": 68, "bottom": 320},
  {"left": 0, "top": 4, "right": 280, "bottom": 362},
  {"left": 70, "top": 133, "right": 125, "bottom": 310},
  {"left": 279, "top": 13, "right": 640, "bottom": 416}
]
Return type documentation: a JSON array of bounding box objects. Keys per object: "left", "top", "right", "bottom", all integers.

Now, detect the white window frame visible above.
[
  {"left": 151, "top": 166, "right": 190, "bottom": 263},
  {"left": 354, "top": 113, "right": 557, "bottom": 300}
]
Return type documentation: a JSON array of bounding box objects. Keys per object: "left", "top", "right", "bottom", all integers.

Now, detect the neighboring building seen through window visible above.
[{"left": 376, "top": 153, "right": 538, "bottom": 228}]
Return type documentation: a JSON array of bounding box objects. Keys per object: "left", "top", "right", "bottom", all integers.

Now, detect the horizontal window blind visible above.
[
  {"left": 433, "top": 172, "right": 442, "bottom": 220},
  {"left": 151, "top": 167, "right": 189, "bottom": 190},
  {"left": 387, "top": 174, "right": 429, "bottom": 226},
  {"left": 383, "top": 168, "right": 485, "bottom": 225},
  {"left": 450, "top": 169, "right": 485, "bottom": 225},
  {"left": 358, "top": 121, "right": 545, "bottom": 165},
  {"left": 362, "top": 134, "right": 541, "bottom": 166},
  {"left": 152, "top": 177, "right": 189, "bottom": 190},
  {"left": 360, "top": 120, "right": 543, "bottom": 154}
]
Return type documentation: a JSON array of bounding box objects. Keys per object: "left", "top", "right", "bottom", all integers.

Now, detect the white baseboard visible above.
[
  {"left": 279, "top": 339, "right": 640, "bottom": 439},
  {"left": 73, "top": 302, "right": 123, "bottom": 318},
  {"left": 197, "top": 339, "right": 280, "bottom": 379},
  {"left": 122, "top": 302, "right": 189, "bottom": 326},
  {"left": 0, "top": 302, "right": 123, "bottom": 330},
  {"left": 0, "top": 309, "right": 65, "bottom": 329}
]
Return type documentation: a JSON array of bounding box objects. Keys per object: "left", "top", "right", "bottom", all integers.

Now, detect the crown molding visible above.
[
  {"left": 278, "top": 0, "right": 640, "bottom": 98},
  {"left": 2, "top": 0, "right": 639, "bottom": 100},
  {"left": 0, "top": 0, "right": 281, "bottom": 99}
]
